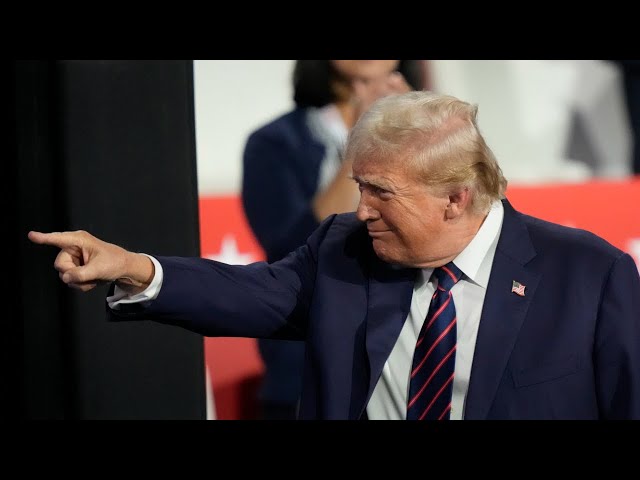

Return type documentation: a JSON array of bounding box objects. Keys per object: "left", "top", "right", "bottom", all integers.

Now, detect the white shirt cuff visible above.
[{"left": 106, "top": 254, "right": 164, "bottom": 310}]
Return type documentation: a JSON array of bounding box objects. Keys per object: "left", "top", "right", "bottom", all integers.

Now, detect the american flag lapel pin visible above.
[{"left": 511, "top": 280, "right": 526, "bottom": 297}]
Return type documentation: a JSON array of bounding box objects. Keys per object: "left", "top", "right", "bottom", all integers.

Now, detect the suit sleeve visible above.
[
  {"left": 594, "top": 252, "right": 640, "bottom": 419},
  {"left": 106, "top": 214, "right": 339, "bottom": 341},
  {"left": 241, "top": 128, "right": 320, "bottom": 262}
]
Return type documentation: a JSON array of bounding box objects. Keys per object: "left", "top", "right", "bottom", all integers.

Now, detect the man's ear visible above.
[{"left": 445, "top": 188, "right": 471, "bottom": 219}]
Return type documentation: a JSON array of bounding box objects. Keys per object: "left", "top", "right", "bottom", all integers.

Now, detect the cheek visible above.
[
  {"left": 399, "top": 210, "right": 441, "bottom": 243},
  {"left": 398, "top": 206, "right": 428, "bottom": 229}
]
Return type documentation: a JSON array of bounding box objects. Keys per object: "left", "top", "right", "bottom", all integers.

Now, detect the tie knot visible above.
[{"left": 433, "top": 262, "right": 462, "bottom": 291}]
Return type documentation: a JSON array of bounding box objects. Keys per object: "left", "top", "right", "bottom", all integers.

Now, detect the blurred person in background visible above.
[{"left": 241, "top": 60, "right": 426, "bottom": 419}]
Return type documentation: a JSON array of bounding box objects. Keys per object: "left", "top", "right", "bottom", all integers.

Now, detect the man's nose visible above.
[{"left": 356, "top": 195, "right": 378, "bottom": 222}]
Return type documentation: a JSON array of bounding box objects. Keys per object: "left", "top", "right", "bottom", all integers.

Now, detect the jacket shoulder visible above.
[{"left": 521, "top": 212, "right": 627, "bottom": 268}]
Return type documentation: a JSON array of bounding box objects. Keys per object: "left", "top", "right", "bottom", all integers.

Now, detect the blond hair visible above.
[{"left": 344, "top": 91, "right": 507, "bottom": 214}]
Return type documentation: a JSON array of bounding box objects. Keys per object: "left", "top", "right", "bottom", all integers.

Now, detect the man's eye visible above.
[{"left": 358, "top": 184, "right": 391, "bottom": 198}]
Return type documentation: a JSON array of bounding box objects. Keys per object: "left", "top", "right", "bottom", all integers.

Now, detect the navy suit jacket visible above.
[{"left": 110, "top": 199, "right": 640, "bottom": 419}]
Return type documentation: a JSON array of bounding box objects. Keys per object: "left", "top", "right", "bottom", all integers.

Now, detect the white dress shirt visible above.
[
  {"left": 108, "top": 201, "right": 504, "bottom": 420},
  {"left": 366, "top": 200, "right": 504, "bottom": 420}
]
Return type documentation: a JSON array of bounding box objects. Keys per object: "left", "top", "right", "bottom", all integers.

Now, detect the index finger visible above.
[{"left": 28, "top": 231, "right": 84, "bottom": 249}]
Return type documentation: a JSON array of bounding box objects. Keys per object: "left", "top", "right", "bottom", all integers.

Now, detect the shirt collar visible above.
[
  {"left": 418, "top": 200, "right": 504, "bottom": 289},
  {"left": 453, "top": 200, "right": 504, "bottom": 288}
]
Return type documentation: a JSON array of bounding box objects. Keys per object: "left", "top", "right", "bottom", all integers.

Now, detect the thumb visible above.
[{"left": 61, "top": 263, "right": 100, "bottom": 285}]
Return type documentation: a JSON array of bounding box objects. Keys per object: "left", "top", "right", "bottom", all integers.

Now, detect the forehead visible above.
[{"left": 352, "top": 156, "right": 414, "bottom": 185}]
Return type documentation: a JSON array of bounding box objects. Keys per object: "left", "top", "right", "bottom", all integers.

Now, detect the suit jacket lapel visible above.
[
  {"left": 364, "top": 255, "right": 416, "bottom": 410},
  {"left": 464, "top": 199, "right": 541, "bottom": 419}
]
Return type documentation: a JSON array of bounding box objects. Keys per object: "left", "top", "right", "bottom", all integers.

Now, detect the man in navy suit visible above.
[
  {"left": 29, "top": 91, "right": 640, "bottom": 419},
  {"left": 241, "top": 60, "right": 423, "bottom": 419}
]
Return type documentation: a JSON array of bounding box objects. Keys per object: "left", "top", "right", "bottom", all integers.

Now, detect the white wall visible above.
[
  {"left": 193, "top": 60, "right": 295, "bottom": 196},
  {"left": 429, "top": 60, "right": 631, "bottom": 184}
]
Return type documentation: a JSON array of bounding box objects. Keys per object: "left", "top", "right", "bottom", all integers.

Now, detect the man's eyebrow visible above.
[{"left": 352, "top": 175, "right": 394, "bottom": 190}]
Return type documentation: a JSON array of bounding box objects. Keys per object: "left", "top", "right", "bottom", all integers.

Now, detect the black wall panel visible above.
[{"left": 12, "top": 60, "right": 205, "bottom": 419}]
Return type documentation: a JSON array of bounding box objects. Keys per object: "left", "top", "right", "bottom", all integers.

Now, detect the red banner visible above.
[
  {"left": 505, "top": 177, "right": 640, "bottom": 262},
  {"left": 199, "top": 197, "right": 265, "bottom": 420}
]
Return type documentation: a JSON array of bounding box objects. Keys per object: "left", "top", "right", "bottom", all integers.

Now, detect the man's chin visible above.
[
  {"left": 372, "top": 242, "right": 394, "bottom": 263},
  {"left": 373, "top": 243, "right": 412, "bottom": 268}
]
